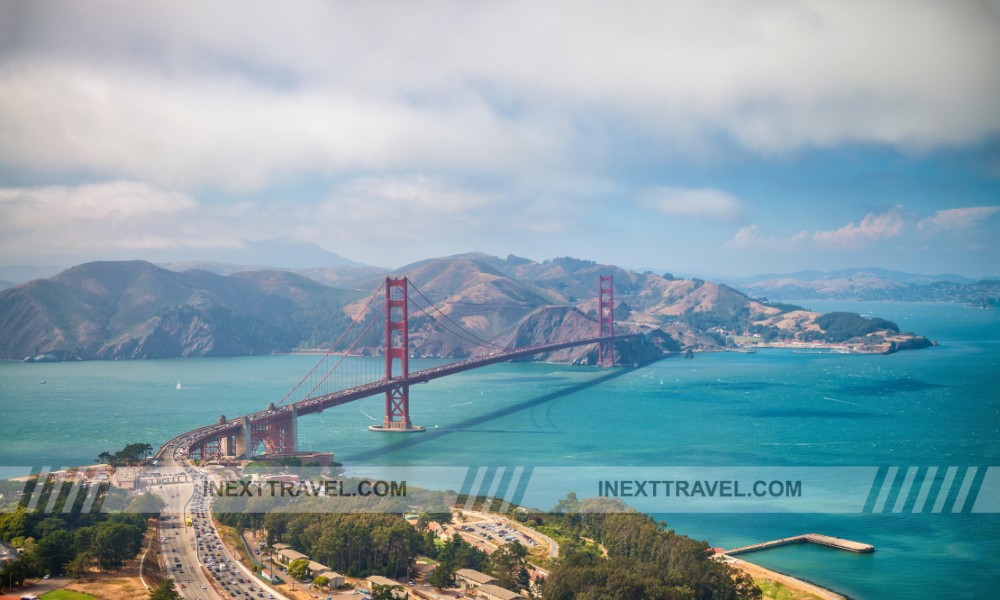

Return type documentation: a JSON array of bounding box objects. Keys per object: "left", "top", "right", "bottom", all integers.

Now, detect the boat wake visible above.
[
  {"left": 359, "top": 407, "right": 377, "bottom": 421},
  {"left": 823, "top": 396, "right": 862, "bottom": 407}
]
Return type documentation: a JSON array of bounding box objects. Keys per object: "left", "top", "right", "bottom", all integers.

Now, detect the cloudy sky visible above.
[{"left": 1, "top": 0, "right": 998, "bottom": 276}]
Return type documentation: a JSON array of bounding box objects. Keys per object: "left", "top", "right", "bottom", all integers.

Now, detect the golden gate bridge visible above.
[{"left": 183, "top": 274, "right": 638, "bottom": 460}]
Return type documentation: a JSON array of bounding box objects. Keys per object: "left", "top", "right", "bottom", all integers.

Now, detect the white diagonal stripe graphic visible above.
[
  {"left": 462, "top": 467, "right": 487, "bottom": 511},
  {"left": 913, "top": 466, "right": 938, "bottom": 513},
  {"left": 952, "top": 467, "right": 978, "bottom": 513},
  {"left": 932, "top": 466, "right": 958, "bottom": 513},
  {"left": 873, "top": 466, "right": 898, "bottom": 513},
  {"left": 893, "top": 467, "right": 919, "bottom": 513},
  {"left": 24, "top": 467, "right": 51, "bottom": 511},
  {"left": 44, "top": 468, "right": 70, "bottom": 513},
  {"left": 496, "top": 466, "right": 524, "bottom": 514}
]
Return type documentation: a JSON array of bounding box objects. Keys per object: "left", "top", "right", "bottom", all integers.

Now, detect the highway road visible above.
[
  {"left": 151, "top": 441, "right": 284, "bottom": 600},
  {"left": 152, "top": 442, "right": 221, "bottom": 600}
]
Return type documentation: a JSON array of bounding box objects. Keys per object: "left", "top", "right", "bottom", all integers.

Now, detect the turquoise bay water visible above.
[{"left": 1, "top": 301, "right": 997, "bottom": 598}]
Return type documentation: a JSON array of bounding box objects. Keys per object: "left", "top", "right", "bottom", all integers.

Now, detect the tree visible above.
[
  {"left": 312, "top": 574, "right": 329, "bottom": 589},
  {"left": 66, "top": 551, "right": 93, "bottom": 579},
  {"left": 92, "top": 521, "right": 142, "bottom": 572},
  {"left": 126, "top": 492, "right": 166, "bottom": 515},
  {"left": 149, "top": 579, "right": 180, "bottom": 600},
  {"left": 0, "top": 505, "right": 28, "bottom": 542},
  {"left": 427, "top": 563, "right": 454, "bottom": 589},
  {"left": 97, "top": 442, "right": 153, "bottom": 466},
  {"left": 0, "top": 552, "right": 40, "bottom": 588},
  {"left": 487, "top": 542, "right": 530, "bottom": 592},
  {"left": 287, "top": 557, "right": 310, "bottom": 581},
  {"left": 370, "top": 583, "right": 404, "bottom": 600},
  {"left": 731, "top": 568, "right": 763, "bottom": 600},
  {"left": 427, "top": 532, "right": 489, "bottom": 589},
  {"left": 34, "top": 516, "right": 68, "bottom": 540},
  {"left": 34, "top": 529, "right": 75, "bottom": 575}
]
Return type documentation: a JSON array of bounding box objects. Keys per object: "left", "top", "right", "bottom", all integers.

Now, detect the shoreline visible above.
[{"left": 720, "top": 555, "right": 850, "bottom": 600}]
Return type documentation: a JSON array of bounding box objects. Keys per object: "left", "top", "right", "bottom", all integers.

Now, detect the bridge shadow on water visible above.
[{"left": 342, "top": 367, "right": 633, "bottom": 462}]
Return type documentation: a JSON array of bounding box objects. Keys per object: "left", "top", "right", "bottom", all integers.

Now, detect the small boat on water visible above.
[{"left": 176, "top": 381, "right": 182, "bottom": 390}]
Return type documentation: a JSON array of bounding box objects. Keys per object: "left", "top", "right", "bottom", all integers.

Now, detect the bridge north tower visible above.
[
  {"left": 370, "top": 276, "right": 425, "bottom": 432},
  {"left": 598, "top": 274, "right": 614, "bottom": 367}
]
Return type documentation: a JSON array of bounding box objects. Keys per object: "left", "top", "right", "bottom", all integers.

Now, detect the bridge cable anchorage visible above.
[{"left": 276, "top": 279, "right": 387, "bottom": 406}]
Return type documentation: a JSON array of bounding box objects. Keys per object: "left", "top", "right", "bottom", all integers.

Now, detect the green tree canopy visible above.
[
  {"left": 149, "top": 579, "right": 180, "bottom": 600},
  {"left": 487, "top": 542, "right": 530, "bottom": 592},
  {"left": 370, "top": 583, "right": 404, "bottom": 600},
  {"left": 126, "top": 491, "right": 166, "bottom": 515},
  {"left": 287, "top": 557, "right": 310, "bottom": 581}
]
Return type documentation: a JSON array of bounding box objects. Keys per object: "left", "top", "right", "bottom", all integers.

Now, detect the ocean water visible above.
[{"left": 1, "top": 301, "right": 997, "bottom": 598}]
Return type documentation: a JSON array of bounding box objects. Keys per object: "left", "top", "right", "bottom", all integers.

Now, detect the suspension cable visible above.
[
  {"left": 276, "top": 279, "right": 386, "bottom": 406},
  {"left": 407, "top": 281, "right": 509, "bottom": 350},
  {"left": 302, "top": 301, "right": 386, "bottom": 401}
]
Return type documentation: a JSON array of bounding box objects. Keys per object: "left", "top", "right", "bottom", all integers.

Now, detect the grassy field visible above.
[
  {"left": 757, "top": 579, "right": 825, "bottom": 600},
  {"left": 40, "top": 591, "right": 99, "bottom": 600}
]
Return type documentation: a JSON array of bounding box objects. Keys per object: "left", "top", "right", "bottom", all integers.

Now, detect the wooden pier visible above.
[{"left": 725, "top": 533, "right": 874, "bottom": 556}]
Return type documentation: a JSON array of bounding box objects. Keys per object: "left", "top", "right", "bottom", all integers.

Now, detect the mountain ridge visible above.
[{"left": 1, "top": 255, "right": 933, "bottom": 362}]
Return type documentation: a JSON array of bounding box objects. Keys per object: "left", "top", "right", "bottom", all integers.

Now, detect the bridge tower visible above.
[
  {"left": 370, "top": 277, "right": 425, "bottom": 432},
  {"left": 598, "top": 275, "right": 614, "bottom": 367}
]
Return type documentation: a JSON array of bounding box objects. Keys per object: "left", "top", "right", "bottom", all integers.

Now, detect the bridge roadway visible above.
[{"left": 176, "top": 333, "right": 642, "bottom": 456}]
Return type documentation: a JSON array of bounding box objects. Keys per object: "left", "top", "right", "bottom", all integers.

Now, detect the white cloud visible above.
[
  {"left": 0, "top": 181, "right": 213, "bottom": 255},
  {"left": 812, "top": 205, "right": 905, "bottom": 249},
  {"left": 0, "top": 175, "right": 606, "bottom": 265},
  {"left": 328, "top": 176, "right": 494, "bottom": 216},
  {"left": 0, "top": 61, "right": 566, "bottom": 191},
  {"left": 314, "top": 175, "right": 592, "bottom": 245},
  {"left": 724, "top": 224, "right": 809, "bottom": 250},
  {"left": 917, "top": 206, "right": 1000, "bottom": 235},
  {"left": 0, "top": 1, "right": 998, "bottom": 189},
  {"left": 726, "top": 206, "right": 906, "bottom": 252},
  {"left": 639, "top": 187, "right": 743, "bottom": 221}
]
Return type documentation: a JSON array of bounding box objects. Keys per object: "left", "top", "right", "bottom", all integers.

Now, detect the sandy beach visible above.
[{"left": 721, "top": 555, "right": 848, "bottom": 600}]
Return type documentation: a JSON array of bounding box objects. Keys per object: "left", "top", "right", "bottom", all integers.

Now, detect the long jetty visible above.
[{"left": 725, "top": 533, "right": 874, "bottom": 556}]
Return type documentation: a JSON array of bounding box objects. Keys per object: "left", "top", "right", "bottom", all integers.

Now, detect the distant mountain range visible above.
[
  {"left": 723, "top": 268, "right": 999, "bottom": 304},
  {"left": 0, "top": 254, "right": 933, "bottom": 362},
  {"left": 0, "top": 238, "right": 367, "bottom": 291}
]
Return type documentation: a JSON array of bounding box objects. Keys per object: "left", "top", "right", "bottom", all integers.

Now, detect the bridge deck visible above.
[{"left": 182, "top": 332, "right": 641, "bottom": 454}]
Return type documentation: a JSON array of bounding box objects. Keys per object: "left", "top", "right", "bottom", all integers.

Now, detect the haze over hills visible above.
[
  {"left": 723, "top": 267, "right": 1000, "bottom": 304},
  {"left": 0, "top": 253, "right": 932, "bottom": 363},
  {"left": 0, "top": 238, "right": 368, "bottom": 288},
  {"left": 726, "top": 267, "right": 975, "bottom": 286}
]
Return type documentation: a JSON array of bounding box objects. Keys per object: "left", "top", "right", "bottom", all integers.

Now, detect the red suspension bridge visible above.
[{"left": 182, "top": 275, "right": 638, "bottom": 461}]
